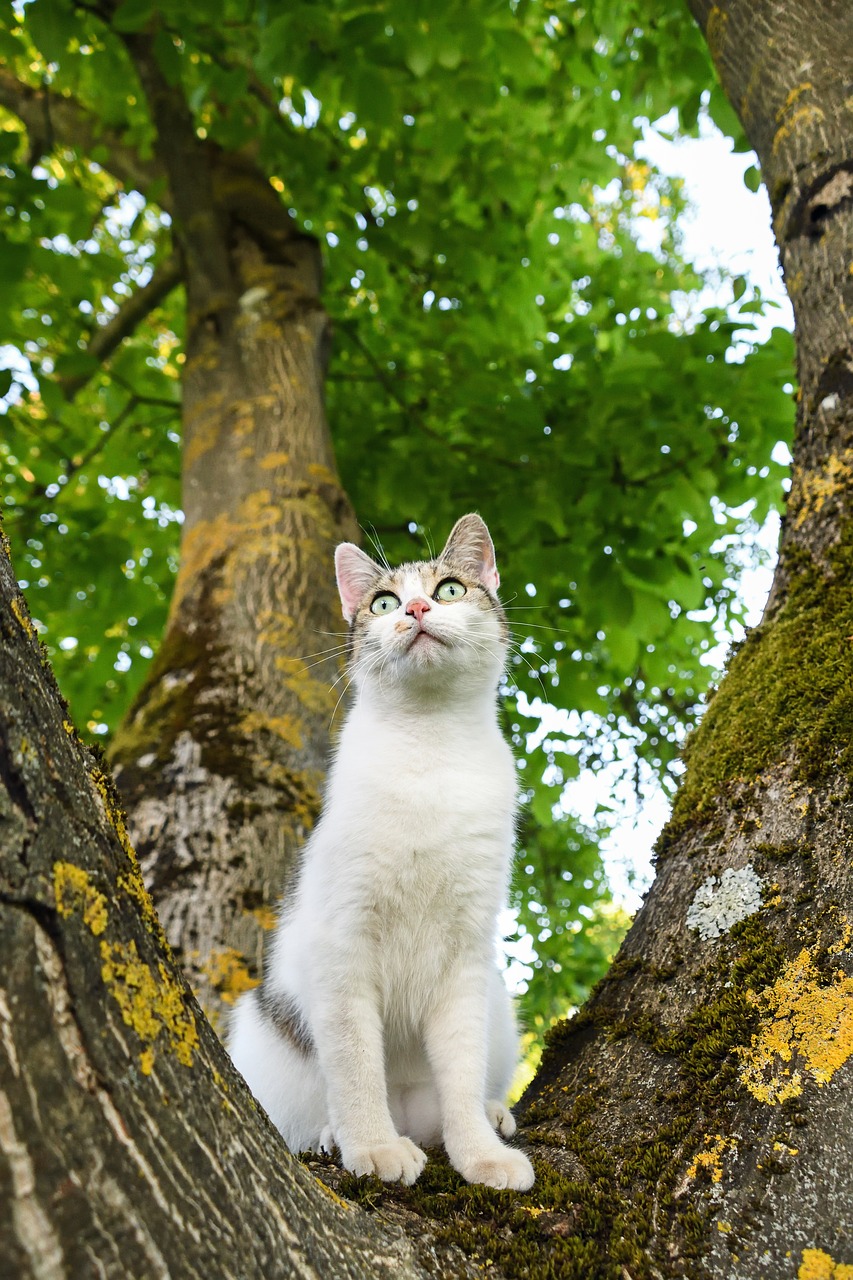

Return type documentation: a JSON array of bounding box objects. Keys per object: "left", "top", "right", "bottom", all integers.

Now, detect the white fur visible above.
[{"left": 229, "top": 520, "right": 534, "bottom": 1191}]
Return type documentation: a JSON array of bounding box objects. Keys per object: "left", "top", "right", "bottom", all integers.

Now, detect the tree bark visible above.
[
  {"left": 105, "top": 39, "right": 358, "bottom": 1028},
  {"left": 0, "top": 536, "right": 437, "bottom": 1280}
]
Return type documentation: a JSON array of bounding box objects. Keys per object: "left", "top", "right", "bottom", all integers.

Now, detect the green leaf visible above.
[{"left": 111, "top": 0, "right": 156, "bottom": 33}]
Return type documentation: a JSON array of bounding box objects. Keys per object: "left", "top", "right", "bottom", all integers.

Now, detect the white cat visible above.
[{"left": 228, "top": 514, "right": 534, "bottom": 1191}]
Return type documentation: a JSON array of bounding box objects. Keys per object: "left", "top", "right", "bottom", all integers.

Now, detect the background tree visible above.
[
  {"left": 0, "top": 0, "right": 792, "bottom": 1032},
  {"left": 4, "top": 0, "right": 851, "bottom": 1275}
]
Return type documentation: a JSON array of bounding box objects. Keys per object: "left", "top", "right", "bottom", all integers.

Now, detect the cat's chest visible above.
[{"left": 341, "top": 734, "right": 515, "bottom": 853}]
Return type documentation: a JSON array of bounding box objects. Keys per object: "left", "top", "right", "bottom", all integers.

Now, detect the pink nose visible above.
[{"left": 405, "top": 597, "right": 432, "bottom": 624}]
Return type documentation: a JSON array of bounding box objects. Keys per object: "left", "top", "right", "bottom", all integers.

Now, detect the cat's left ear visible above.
[
  {"left": 441, "top": 513, "right": 500, "bottom": 593},
  {"left": 335, "top": 543, "right": 383, "bottom": 623}
]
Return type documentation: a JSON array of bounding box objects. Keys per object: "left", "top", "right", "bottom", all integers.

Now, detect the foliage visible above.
[{"left": 0, "top": 0, "right": 794, "bottom": 1025}]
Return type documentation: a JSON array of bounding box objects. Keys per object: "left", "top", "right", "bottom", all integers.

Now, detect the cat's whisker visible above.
[
  {"left": 361, "top": 524, "right": 392, "bottom": 571},
  {"left": 294, "top": 651, "right": 351, "bottom": 674}
]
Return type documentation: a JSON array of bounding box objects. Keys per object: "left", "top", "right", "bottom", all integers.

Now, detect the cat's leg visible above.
[
  {"left": 423, "top": 961, "right": 534, "bottom": 1191},
  {"left": 484, "top": 966, "right": 521, "bottom": 1138},
  {"left": 312, "top": 986, "right": 427, "bottom": 1185}
]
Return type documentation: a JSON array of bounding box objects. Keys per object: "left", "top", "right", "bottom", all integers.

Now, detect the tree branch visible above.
[
  {"left": 58, "top": 254, "right": 184, "bottom": 400},
  {"left": 0, "top": 69, "right": 168, "bottom": 203},
  {"left": 120, "top": 34, "right": 236, "bottom": 321}
]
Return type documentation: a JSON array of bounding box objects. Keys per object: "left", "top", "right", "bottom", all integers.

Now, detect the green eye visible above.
[
  {"left": 370, "top": 592, "right": 400, "bottom": 615},
  {"left": 435, "top": 579, "right": 467, "bottom": 602}
]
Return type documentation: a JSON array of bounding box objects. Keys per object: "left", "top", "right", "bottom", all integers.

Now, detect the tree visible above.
[
  {"left": 0, "top": 0, "right": 793, "bottom": 1030},
  {"left": 2, "top": 1, "right": 850, "bottom": 1278}
]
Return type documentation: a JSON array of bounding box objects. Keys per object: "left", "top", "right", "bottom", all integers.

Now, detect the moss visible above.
[
  {"left": 327, "top": 1096, "right": 724, "bottom": 1279},
  {"left": 667, "top": 542, "right": 853, "bottom": 842}
]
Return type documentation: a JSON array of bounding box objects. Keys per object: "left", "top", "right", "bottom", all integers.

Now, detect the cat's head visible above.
[{"left": 335, "top": 514, "right": 508, "bottom": 697}]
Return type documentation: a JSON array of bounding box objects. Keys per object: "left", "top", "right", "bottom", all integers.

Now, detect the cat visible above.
[{"left": 228, "top": 513, "right": 534, "bottom": 1191}]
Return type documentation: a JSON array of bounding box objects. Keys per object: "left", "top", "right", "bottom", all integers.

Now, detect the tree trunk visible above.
[
  {"left": 503, "top": 2, "right": 853, "bottom": 1275},
  {"left": 0, "top": 537, "right": 439, "bottom": 1280},
  {"left": 107, "top": 39, "right": 358, "bottom": 1029}
]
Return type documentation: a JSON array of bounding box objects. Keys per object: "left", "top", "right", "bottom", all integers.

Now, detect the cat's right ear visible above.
[{"left": 335, "top": 544, "right": 383, "bottom": 623}]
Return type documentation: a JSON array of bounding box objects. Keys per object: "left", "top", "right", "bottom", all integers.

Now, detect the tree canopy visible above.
[{"left": 0, "top": 0, "right": 794, "bottom": 1028}]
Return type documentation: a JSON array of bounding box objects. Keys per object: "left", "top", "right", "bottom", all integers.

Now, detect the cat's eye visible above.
[
  {"left": 435, "top": 579, "right": 467, "bottom": 602},
  {"left": 370, "top": 592, "right": 400, "bottom": 615}
]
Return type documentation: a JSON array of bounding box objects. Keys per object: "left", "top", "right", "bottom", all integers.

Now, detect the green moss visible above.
[
  {"left": 326, "top": 1088, "right": 732, "bottom": 1280},
  {"left": 666, "top": 541, "right": 853, "bottom": 841}
]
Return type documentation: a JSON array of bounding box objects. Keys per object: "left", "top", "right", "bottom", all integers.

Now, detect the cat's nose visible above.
[{"left": 405, "top": 597, "right": 432, "bottom": 624}]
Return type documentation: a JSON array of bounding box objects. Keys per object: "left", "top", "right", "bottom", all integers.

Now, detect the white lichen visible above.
[{"left": 686, "top": 865, "right": 763, "bottom": 941}]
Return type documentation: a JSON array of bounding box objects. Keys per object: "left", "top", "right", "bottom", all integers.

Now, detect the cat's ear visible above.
[
  {"left": 335, "top": 543, "right": 383, "bottom": 623},
  {"left": 441, "top": 513, "right": 500, "bottom": 592}
]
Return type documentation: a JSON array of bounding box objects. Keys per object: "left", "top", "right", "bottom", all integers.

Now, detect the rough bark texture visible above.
[
  {"left": 105, "top": 38, "right": 358, "bottom": 1029},
  {"left": 0, "top": 537, "right": 443, "bottom": 1280}
]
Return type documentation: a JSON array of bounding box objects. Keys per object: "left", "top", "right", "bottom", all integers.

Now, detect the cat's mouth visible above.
[{"left": 407, "top": 628, "right": 446, "bottom": 650}]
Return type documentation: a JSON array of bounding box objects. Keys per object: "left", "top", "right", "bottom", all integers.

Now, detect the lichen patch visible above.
[
  {"left": 737, "top": 949, "right": 853, "bottom": 1104},
  {"left": 201, "top": 948, "right": 260, "bottom": 1005},
  {"left": 100, "top": 939, "right": 199, "bottom": 1070},
  {"left": 685, "top": 1134, "right": 737, "bottom": 1185},
  {"left": 686, "top": 865, "right": 763, "bottom": 940},
  {"left": 54, "top": 862, "right": 109, "bottom": 936},
  {"left": 799, "top": 1247, "right": 853, "bottom": 1279}
]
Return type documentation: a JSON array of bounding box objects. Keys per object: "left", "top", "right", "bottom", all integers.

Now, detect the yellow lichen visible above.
[
  {"left": 139, "top": 1049, "right": 155, "bottom": 1076},
  {"left": 249, "top": 905, "right": 277, "bottom": 931},
  {"left": 240, "top": 710, "right": 304, "bottom": 750},
  {"left": 202, "top": 948, "right": 260, "bottom": 1005},
  {"left": 772, "top": 103, "right": 825, "bottom": 155},
  {"left": 314, "top": 1179, "right": 354, "bottom": 1211},
  {"left": 738, "top": 949, "right": 853, "bottom": 1104},
  {"left": 90, "top": 767, "right": 165, "bottom": 942},
  {"left": 9, "top": 595, "right": 36, "bottom": 639},
  {"left": 776, "top": 82, "right": 814, "bottom": 121},
  {"left": 100, "top": 939, "right": 199, "bottom": 1069},
  {"left": 260, "top": 451, "right": 291, "bottom": 469},
  {"left": 277, "top": 656, "right": 339, "bottom": 715},
  {"left": 705, "top": 6, "right": 728, "bottom": 59},
  {"left": 790, "top": 451, "right": 853, "bottom": 528},
  {"left": 686, "top": 1134, "right": 736, "bottom": 1185},
  {"left": 53, "top": 862, "right": 108, "bottom": 936},
  {"left": 799, "top": 1248, "right": 853, "bottom": 1280}
]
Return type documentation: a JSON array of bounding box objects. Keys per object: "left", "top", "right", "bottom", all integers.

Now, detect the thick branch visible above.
[
  {"left": 58, "top": 254, "right": 183, "bottom": 400},
  {"left": 120, "top": 34, "right": 236, "bottom": 323},
  {"left": 0, "top": 69, "right": 167, "bottom": 202}
]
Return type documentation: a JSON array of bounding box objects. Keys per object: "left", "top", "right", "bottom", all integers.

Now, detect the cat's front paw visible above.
[
  {"left": 486, "top": 1100, "right": 516, "bottom": 1137},
  {"left": 460, "top": 1147, "right": 534, "bottom": 1191},
  {"left": 344, "top": 1136, "right": 427, "bottom": 1185}
]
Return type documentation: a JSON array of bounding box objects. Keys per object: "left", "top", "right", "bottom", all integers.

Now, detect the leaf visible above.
[
  {"left": 25, "top": 0, "right": 78, "bottom": 62},
  {"left": 405, "top": 42, "right": 434, "bottom": 78},
  {"left": 111, "top": 0, "right": 156, "bottom": 33}
]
